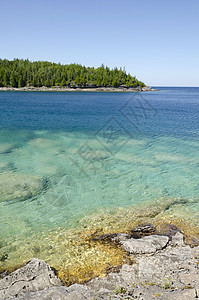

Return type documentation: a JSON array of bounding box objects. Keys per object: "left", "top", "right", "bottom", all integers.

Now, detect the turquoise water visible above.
[{"left": 0, "top": 88, "right": 199, "bottom": 271}]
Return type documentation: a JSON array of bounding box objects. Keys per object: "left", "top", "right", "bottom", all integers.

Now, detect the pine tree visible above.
[{"left": 10, "top": 73, "right": 18, "bottom": 87}]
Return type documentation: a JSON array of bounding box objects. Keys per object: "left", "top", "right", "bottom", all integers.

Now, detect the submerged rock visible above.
[
  {"left": 0, "top": 254, "right": 8, "bottom": 262},
  {"left": 0, "top": 143, "right": 16, "bottom": 154},
  {"left": 157, "top": 223, "right": 182, "bottom": 238},
  {"left": 0, "top": 172, "right": 43, "bottom": 202}
]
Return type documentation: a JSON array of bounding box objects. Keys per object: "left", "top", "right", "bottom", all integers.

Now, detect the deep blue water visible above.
[{"left": 0, "top": 88, "right": 199, "bottom": 139}]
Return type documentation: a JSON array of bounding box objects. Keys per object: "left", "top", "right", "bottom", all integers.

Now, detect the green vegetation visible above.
[
  {"left": 161, "top": 278, "right": 173, "bottom": 290},
  {"left": 113, "top": 286, "right": 127, "bottom": 294},
  {"left": 154, "top": 293, "right": 161, "bottom": 297},
  {"left": 0, "top": 59, "right": 146, "bottom": 88}
]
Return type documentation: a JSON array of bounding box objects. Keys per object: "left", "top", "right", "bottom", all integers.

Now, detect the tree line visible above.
[{"left": 0, "top": 59, "right": 146, "bottom": 88}]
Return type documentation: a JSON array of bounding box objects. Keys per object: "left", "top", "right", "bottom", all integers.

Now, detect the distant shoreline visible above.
[{"left": 0, "top": 86, "right": 156, "bottom": 92}]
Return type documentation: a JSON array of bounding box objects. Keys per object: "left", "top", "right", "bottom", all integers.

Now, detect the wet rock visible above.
[
  {"left": 0, "top": 258, "right": 62, "bottom": 299},
  {"left": 157, "top": 223, "right": 181, "bottom": 239},
  {"left": 91, "top": 233, "right": 118, "bottom": 243},
  {"left": 121, "top": 235, "right": 169, "bottom": 254},
  {"left": 131, "top": 223, "right": 156, "bottom": 235},
  {"left": 111, "top": 233, "right": 132, "bottom": 242},
  {"left": 186, "top": 235, "right": 199, "bottom": 247},
  {"left": 91, "top": 232, "right": 131, "bottom": 244}
]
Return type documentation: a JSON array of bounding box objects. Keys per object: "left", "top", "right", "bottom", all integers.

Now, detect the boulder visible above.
[{"left": 0, "top": 258, "right": 62, "bottom": 299}]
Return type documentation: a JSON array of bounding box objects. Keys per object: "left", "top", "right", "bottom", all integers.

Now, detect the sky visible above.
[{"left": 0, "top": 0, "right": 198, "bottom": 86}]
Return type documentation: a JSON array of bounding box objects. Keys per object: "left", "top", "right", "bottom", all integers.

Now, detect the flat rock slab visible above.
[
  {"left": 121, "top": 235, "right": 169, "bottom": 254},
  {"left": 5, "top": 287, "right": 69, "bottom": 300},
  {"left": 160, "top": 289, "right": 197, "bottom": 300},
  {"left": 5, "top": 285, "right": 96, "bottom": 300},
  {"left": 0, "top": 258, "right": 62, "bottom": 299}
]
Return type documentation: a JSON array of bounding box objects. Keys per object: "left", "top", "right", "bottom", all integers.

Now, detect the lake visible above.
[{"left": 0, "top": 88, "right": 199, "bottom": 282}]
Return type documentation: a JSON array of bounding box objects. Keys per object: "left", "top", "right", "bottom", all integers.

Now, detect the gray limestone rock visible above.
[
  {"left": 1, "top": 232, "right": 199, "bottom": 300},
  {"left": 6, "top": 284, "right": 96, "bottom": 300},
  {"left": 120, "top": 234, "right": 169, "bottom": 254},
  {"left": 161, "top": 289, "right": 197, "bottom": 299},
  {"left": 0, "top": 258, "right": 62, "bottom": 299},
  {"left": 6, "top": 287, "right": 69, "bottom": 300},
  {"left": 170, "top": 232, "right": 184, "bottom": 247}
]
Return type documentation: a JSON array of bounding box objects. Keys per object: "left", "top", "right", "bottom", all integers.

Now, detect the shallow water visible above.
[{"left": 0, "top": 88, "right": 199, "bottom": 281}]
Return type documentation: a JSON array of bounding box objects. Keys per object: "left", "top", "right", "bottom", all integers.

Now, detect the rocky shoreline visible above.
[
  {"left": 0, "top": 86, "right": 156, "bottom": 92},
  {"left": 0, "top": 224, "right": 199, "bottom": 299}
]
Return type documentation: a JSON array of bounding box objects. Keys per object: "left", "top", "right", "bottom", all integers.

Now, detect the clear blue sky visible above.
[{"left": 0, "top": 0, "right": 198, "bottom": 86}]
